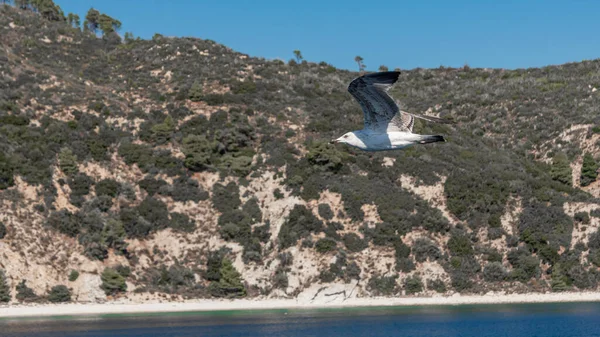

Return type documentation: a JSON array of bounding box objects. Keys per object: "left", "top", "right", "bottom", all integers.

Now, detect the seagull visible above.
[{"left": 331, "top": 71, "right": 452, "bottom": 151}]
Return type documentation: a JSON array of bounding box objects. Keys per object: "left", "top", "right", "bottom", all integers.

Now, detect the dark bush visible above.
[
  {"left": 212, "top": 182, "right": 241, "bottom": 213},
  {"left": 483, "top": 262, "right": 507, "bottom": 282},
  {"left": 0, "top": 270, "right": 9, "bottom": 302},
  {"left": 100, "top": 268, "right": 127, "bottom": 296},
  {"left": 170, "top": 212, "right": 196, "bottom": 233},
  {"left": 404, "top": 275, "right": 423, "bottom": 294},
  {"left": 278, "top": 205, "right": 323, "bottom": 249},
  {"left": 68, "top": 270, "right": 80, "bottom": 282},
  {"left": 412, "top": 238, "right": 442, "bottom": 262},
  {"left": 315, "top": 238, "right": 337, "bottom": 253},
  {"left": 343, "top": 233, "right": 367, "bottom": 253},
  {"left": 367, "top": 275, "right": 398, "bottom": 296},
  {"left": 47, "top": 285, "right": 71, "bottom": 303},
  {"left": 208, "top": 259, "right": 246, "bottom": 298},
  {"left": 427, "top": 278, "right": 447, "bottom": 293},
  {"left": 95, "top": 179, "right": 121, "bottom": 197},
  {"left": 447, "top": 232, "right": 474, "bottom": 257},
  {"left": 574, "top": 211, "right": 590, "bottom": 224},
  {"left": 47, "top": 210, "right": 80, "bottom": 237},
  {"left": 16, "top": 280, "right": 38, "bottom": 303},
  {"left": 318, "top": 203, "right": 334, "bottom": 220},
  {"left": 0, "top": 222, "right": 5, "bottom": 239}
]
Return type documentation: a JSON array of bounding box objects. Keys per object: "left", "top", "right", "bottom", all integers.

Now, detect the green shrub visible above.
[
  {"left": 447, "top": 232, "right": 474, "bottom": 257},
  {"left": 100, "top": 268, "right": 127, "bottom": 296},
  {"left": 574, "top": 211, "right": 590, "bottom": 224},
  {"left": 231, "top": 79, "right": 257, "bottom": 95},
  {"left": 16, "top": 280, "right": 38, "bottom": 303},
  {"left": 343, "top": 233, "right": 367, "bottom": 252},
  {"left": 47, "top": 285, "right": 71, "bottom": 303},
  {"left": 188, "top": 81, "right": 203, "bottom": 101},
  {"left": 0, "top": 270, "right": 9, "bottom": 302},
  {"left": 272, "top": 269, "right": 288, "bottom": 289},
  {"left": 315, "top": 238, "right": 337, "bottom": 253},
  {"left": 58, "top": 147, "right": 78, "bottom": 176},
  {"left": 319, "top": 269, "right": 335, "bottom": 283},
  {"left": 278, "top": 205, "right": 323, "bottom": 249},
  {"left": 412, "top": 238, "right": 442, "bottom": 262},
  {"left": 550, "top": 152, "right": 572, "bottom": 185},
  {"left": 306, "top": 141, "right": 347, "bottom": 173},
  {"left": 551, "top": 269, "right": 569, "bottom": 292},
  {"left": 95, "top": 179, "right": 121, "bottom": 198},
  {"left": 47, "top": 210, "right": 80, "bottom": 237},
  {"left": 367, "top": 274, "right": 398, "bottom": 296},
  {"left": 427, "top": 278, "right": 447, "bottom": 293},
  {"left": 170, "top": 212, "right": 196, "bottom": 233},
  {"left": 483, "top": 262, "right": 507, "bottom": 282},
  {"left": 581, "top": 153, "right": 598, "bottom": 187},
  {"left": 0, "top": 152, "right": 14, "bottom": 189},
  {"left": 0, "top": 222, "right": 6, "bottom": 239},
  {"left": 139, "top": 177, "right": 167, "bottom": 196},
  {"left": 140, "top": 263, "right": 197, "bottom": 294},
  {"left": 68, "top": 270, "right": 80, "bottom": 282},
  {"left": 318, "top": 203, "right": 334, "bottom": 220},
  {"left": 208, "top": 259, "right": 246, "bottom": 298},
  {"left": 404, "top": 275, "right": 423, "bottom": 295},
  {"left": 212, "top": 182, "right": 241, "bottom": 213}
]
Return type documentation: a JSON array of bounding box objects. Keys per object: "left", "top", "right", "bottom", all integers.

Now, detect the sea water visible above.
[{"left": 2, "top": 302, "right": 600, "bottom": 337}]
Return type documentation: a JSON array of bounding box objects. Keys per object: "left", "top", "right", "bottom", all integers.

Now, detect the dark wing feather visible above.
[{"left": 348, "top": 71, "right": 401, "bottom": 131}]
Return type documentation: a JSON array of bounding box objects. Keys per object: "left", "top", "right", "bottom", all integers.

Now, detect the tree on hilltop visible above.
[
  {"left": 84, "top": 8, "right": 100, "bottom": 33},
  {"left": 378, "top": 65, "right": 389, "bottom": 72},
  {"left": 31, "top": 0, "right": 65, "bottom": 21},
  {"left": 98, "top": 13, "right": 121, "bottom": 35},
  {"left": 67, "top": 13, "right": 80, "bottom": 28},
  {"left": 293, "top": 50, "right": 303, "bottom": 63},
  {"left": 355, "top": 56, "right": 365, "bottom": 72}
]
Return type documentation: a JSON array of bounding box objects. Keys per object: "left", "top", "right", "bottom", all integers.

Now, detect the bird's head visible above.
[{"left": 330, "top": 132, "right": 364, "bottom": 149}]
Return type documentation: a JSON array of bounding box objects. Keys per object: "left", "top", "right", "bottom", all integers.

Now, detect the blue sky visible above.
[{"left": 56, "top": 0, "right": 600, "bottom": 71}]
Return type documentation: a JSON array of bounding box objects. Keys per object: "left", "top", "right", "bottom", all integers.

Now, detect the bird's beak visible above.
[{"left": 330, "top": 139, "right": 338, "bottom": 144}]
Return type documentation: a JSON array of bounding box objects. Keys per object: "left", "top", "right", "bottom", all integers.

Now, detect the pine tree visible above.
[
  {"left": 67, "top": 13, "right": 80, "bottom": 28},
  {"left": 0, "top": 269, "right": 11, "bottom": 303},
  {"left": 551, "top": 267, "right": 568, "bottom": 292},
  {"left": 354, "top": 56, "right": 365, "bottom": 72},
  {"left": 550, "top": 152, "right": 572, "bottom": 185},
  {"left": 209, "top": 258, "right": 246, "bottom": 298},
  {"left": 84, "top": 8, "right": 100, "bottom": 33},
  {"left": 98, "top": 13, "right": 121, "bottom": 35},
  {"left": 188, "top": 81, "right": 203, "bottom": 102},
  {"left": 293, "top": 50, "right": 303, "bottom": 63},
  {"left": 58, "top": 147, "right": 78, "bottom": 176},
  {"left": 378, "top": 65, "right": 389, "bottom": 72},
  {"left": 581, "top": 152, "right": 599, "bottom": 187}
]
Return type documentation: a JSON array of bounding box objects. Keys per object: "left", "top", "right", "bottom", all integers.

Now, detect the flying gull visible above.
[{"left": 331, "top": 71, "right": 452, "bottom": 151}]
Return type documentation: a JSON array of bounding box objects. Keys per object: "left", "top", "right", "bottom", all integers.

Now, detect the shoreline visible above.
[{"left": 2, "top": 291, "right": 600, "bottom": 319}]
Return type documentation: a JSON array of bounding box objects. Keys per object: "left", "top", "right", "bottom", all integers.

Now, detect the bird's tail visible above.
[{"left": 417, "top": 135, "right": 446, "bottom": 144}]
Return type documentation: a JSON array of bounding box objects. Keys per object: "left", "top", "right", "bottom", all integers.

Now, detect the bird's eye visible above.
[{"left": 344, "top": 135, "right": 349, "bottom": 138}]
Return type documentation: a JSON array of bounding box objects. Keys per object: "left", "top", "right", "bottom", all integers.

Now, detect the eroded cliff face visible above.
[{"left": 1, "top": 3, "right": 600, "bottom": 303}]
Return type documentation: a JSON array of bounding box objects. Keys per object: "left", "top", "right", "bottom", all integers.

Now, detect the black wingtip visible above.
[{"left": 362, "top": 71, "right": 401, "bottom": 84}]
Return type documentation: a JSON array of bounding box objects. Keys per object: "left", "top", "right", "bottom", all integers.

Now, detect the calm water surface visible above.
[{"left": 3, "top": 302, "right": 600, "bottom": 337}]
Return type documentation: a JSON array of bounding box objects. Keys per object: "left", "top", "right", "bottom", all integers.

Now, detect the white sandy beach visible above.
[{"left": 2, "top": 292, "right": 600, "bottom": 318}]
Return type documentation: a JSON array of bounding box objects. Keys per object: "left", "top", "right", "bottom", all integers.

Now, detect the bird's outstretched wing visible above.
[
  {"left": 348, "top": 71, "right": 454, "bottom": 133},
  {"left": 348, "top": 71, "right": 401, "bottom": 132}
]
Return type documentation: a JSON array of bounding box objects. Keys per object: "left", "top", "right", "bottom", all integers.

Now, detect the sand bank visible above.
[{"left": 2, "top": 291, "right": 600, "bottom": 318}]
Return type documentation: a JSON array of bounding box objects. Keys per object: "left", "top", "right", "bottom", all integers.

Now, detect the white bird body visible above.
[
  {"left": 339, "top": 130, "right": 430, "bottom": 151},
  {"left": 332, "top": 71, "right": 452, "bottom": 151}
]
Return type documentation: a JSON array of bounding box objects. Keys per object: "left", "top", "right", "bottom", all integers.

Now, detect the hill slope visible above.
[{"left": 0, "top": 4, "right": 599, "bottom": 303}]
